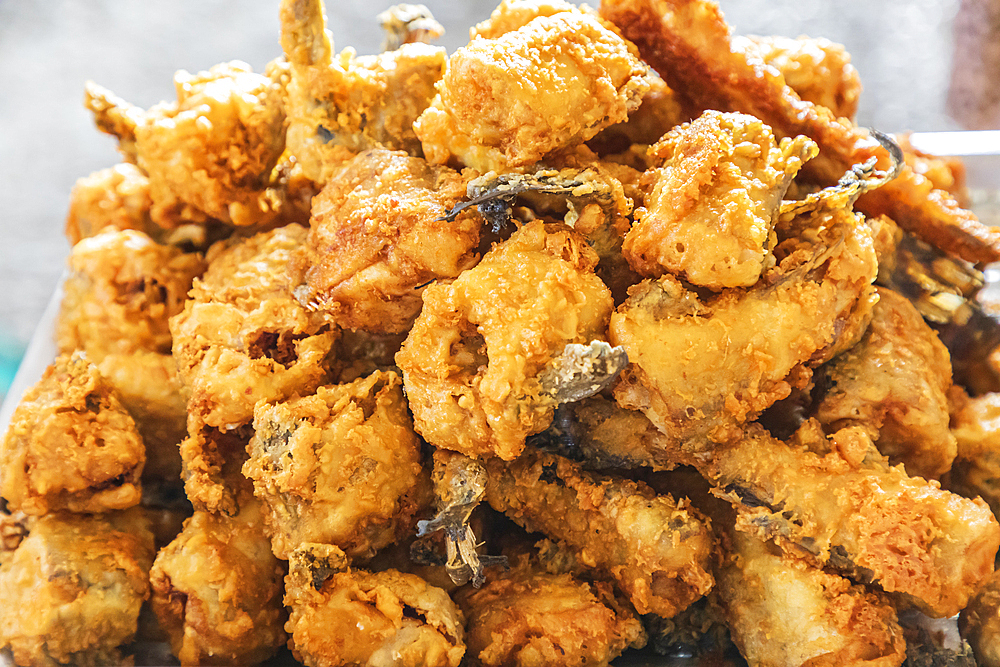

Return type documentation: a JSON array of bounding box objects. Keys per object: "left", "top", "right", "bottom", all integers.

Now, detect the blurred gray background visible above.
[{"left": 0, "top": 0, "right": 991, "bottom": 401}]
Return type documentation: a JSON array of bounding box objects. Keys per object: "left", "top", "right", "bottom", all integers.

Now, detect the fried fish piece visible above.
[
  {"left": 280, "top": 0, "right": 446, "bottom": 184},
  {"left": 86, "top": 60, "right": 287, "bottom": 227},
  {"left": 0, "top": 510, "right": 155, "bottom": 667},
  {"left": 64, "top": 163, "right": 159, "bottom": 245},
  {"left": 290, "top": 149, "right": 481, "bottom": 334},
  {"left": 960, "top": 567, "right": 1000, "bottom": 667},
  {"left": 736, "top": 35, "right": 862, "bottom": 121},
  {"left": 0, "top": 503, "right": 30, "bottom": 568},
  {"left": 396, "top": 220, "right": 614, "bottom": 461},
  {"left": 57, "top": 228, "right": 206, "bottom": 362},
  {"left": 96, "top": 351, "right": 188, "bottom": 491},
  {"left": 611, "top": 206, "right": 877, "bottom": 457},
  {"left": 284, "top": 544, "right": 466, "bottom": 667},
  {"left": 599, "top": 0, "right": 1000, "bottom": 265},
  {"left": 0, "top": 353, "right": 144, "bottom": 515},
  {"left": 414, "top": 6, "right": 650, "bottom": 172},
  {"left": 170, "top": 224, "right": 338, "bottom": 430},
  {"left": 622, "top": 110, "right": 817, "bottom": 288},
  {"left": 702, "top": 423, "right": 999, "bottom": 618},
  {"left": 244, "top": 371, "right": 430, "bottom": 561},
  {"left": 668, "top": 465, "right": 908, "bottom": 667},
  {"left": 149, "top": 494, "right": 287, "bottom": 666},
  {"left": 947, "top": 391, "right": 1000, "bottom": 520},
  {"left": 456, "top": 556, "right": 647, "bottom": 667},
  {"left": 716, "top": 527, "right": 906, "bottom": 667},
  {"left": 813, "top": 287, "right": 957, "bottom": 480},
  {"left": 484, "top": 448, "right": 715, "bottom": 618}
]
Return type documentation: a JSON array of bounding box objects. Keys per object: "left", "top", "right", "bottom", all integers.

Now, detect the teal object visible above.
[{"left": 0, "top": 335, "right": 26, "bottom": 406}]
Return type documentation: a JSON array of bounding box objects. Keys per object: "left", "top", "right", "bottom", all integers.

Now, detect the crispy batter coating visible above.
[
  {"left": 96, "top": 351, "right": 188, "bottom": 489},
  {"left": 716, "top": 528, "right": 906, "bottom": 667},
  {"left": 58, "top": 229, "right": 206, "bottom": 362},
  {"left": 64, "top": 163, "right": 158, "bottom": 245},
  {"left": 396, "top": 220, "right": 614, "bottom": 461},
  {"left": 622, "top": 110, "right": 817, "bottom": 288},
  {"left": 170, "top": 224, "right": 338, "bottom": 430},
  {"left": 280, "top": 0, "right": 446, "bottom": 184},
  {"left": 960, "top": 568, "right": 1000, "bottom": 667},
  {"left": 737, "top": 35, "right": 862, "bottom": 121},
  {"left": 149, "top": 494, "right": 287, "bottom": 666},
  {"left": 484, "top": 449, "right": 716, "bottom": 617},
  {"left": 703, "top": 424, "right": 1000, "bottom": 618},
  {"left": 86, "top": 60, "right": 287, "bottom": 227},
  {"left": 0, "top": 510, "right": 155, "bottom": 667},
  {"left": 457, "top": 564, "right": 647, "bottom": 667},
  {"left": 611, "top": 207, "right": 878, "bottom": 456},
  {"left": 290, "top": 149, "right": 481, "bottom": 333},
  {"left": 948, "top": 392, "right": 1000, "bottom": 519},
  {"left": 244, "top": 371, "right": 430, "bottom": 561},
  {"left": 414, "top": 8, "right": 650, "bottom": 172},
  {"left": 813, "top": 287, "right": 957, "bottom": 480},
  {"left": 0, "top": 353, "right": 144, "bottom": 515},
  {"left": 284, "top": 544, "right": 466, "bottom": 667}
]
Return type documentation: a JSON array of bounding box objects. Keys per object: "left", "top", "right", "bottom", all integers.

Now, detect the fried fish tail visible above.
[
  {"left": 279, "top": 0, "right": 333, "bottom": 68},
  {"left": 84, "top": 81, "right": 143, "bottom": 161},
  {"left": 416, "top": 450, "right": 504, "bottom": 587},
  {"left": 0, "top": 510, "right": 155, "bottom": 667}
]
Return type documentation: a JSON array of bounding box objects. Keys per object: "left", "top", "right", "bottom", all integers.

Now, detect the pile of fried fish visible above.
[{"left": 5, "top": 0, "right": 1000, "bottom": 666}]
